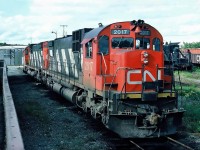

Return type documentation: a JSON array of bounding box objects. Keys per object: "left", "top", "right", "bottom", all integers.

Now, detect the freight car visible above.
[
  {"left": 23, "top": 20, "right": 184, "bottom": 138},
  {"left": 182, "top": 48, "right": 200, "bottom": 65}
]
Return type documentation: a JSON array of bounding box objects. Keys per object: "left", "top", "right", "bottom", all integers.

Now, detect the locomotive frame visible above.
[{"left": 23, "top": 20, "right": 184, "bottom": 138}]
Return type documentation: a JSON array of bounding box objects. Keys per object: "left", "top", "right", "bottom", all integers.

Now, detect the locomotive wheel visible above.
[
  {"left": 82, "top": 102, "right": 87, "bottom": 113},
  {"left": 101, "top": 114, "right": 109, "bottom": 125},
  {"left": 90, "top": 107, "right": 96, "bottom": 119}
]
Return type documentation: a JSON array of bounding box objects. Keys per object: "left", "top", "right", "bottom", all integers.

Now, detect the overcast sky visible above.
[{"left": 0, "top": 0, "right": 200, "bottom": 45}]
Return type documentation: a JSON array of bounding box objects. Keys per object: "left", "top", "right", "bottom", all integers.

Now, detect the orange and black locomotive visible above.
[{"left": 23, "top": 20, "right": 184, "bottom": 138}]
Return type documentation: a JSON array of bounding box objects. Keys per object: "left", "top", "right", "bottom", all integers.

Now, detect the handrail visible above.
[
  {"left": 157, "top": 66, "right": 176, "bottom": 93},
  {"left": 108, "top": 67, "right": 132, "bottom": 99},
  {"left": 141, "top": 64, "right": 145, "bottom": 98},
  {"left": 108, "top": 66, "right": 176, "bottom": 100},
  {"left": 1, "top": 61, "right": 24, "bottom": 150},
  {"left": 98, "top": 52, "right": 107, "bottom": 74}
]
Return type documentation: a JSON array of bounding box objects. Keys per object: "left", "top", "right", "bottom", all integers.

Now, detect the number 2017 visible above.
[{"left": 113, "top": 30, "right": 129, "bottom": 35}]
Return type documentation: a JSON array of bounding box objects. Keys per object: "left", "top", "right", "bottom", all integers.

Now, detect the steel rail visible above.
[
  {"left": 129, "top": 140, "right": 144, "bottom": 150},
  {"left": 1, "top": 62, "right": 24, "bottom": 150},
  {"left": 166, "top": 136, "right": 194, "bottom": 150}
]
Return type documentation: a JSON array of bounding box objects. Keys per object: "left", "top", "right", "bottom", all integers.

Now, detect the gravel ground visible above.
[
  {"left": 176, "top": 132, "right": 200, "bottom": 150},
  {"left": 7, "top": 66, "right": 200, "bottom": 150},
  {"left": 8, "top": 67, "right": 113, "bottom": 150}
]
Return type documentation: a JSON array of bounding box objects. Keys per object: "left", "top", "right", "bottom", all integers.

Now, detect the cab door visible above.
[
  {"left": 24, "top": 47, "right": 30, "bottom": 65},
  {"left": 83, "top": 40, "right": 96, "bottom": 89},
  {"left": 42, "top": 42, "right": 49, "bottom": 69}
]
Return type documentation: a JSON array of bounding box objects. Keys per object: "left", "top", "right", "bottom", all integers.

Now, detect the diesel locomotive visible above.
[
  {"left": 23, "top": 20, "right": 184, "bottom": 138},
  {"left": 164, "top": 42, "right": 192, "bottom": 70}
]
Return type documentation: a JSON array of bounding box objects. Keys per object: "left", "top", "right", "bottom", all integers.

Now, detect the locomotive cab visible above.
[{"left": 82, "top": 20, "right": 171, "bottom": 98}]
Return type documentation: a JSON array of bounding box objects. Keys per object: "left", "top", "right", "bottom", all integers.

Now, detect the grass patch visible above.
[
  {"left": 175, "top": 67, "right": 200, "bottom": 80},
  {"left": 175, "top": 70, "right": 200, "bottom": 132},
  {"left": 176, "top": 84, "right": 200, "bottom": 98},
  {"left": 183, "top": 103, "right": 200, "bottom": 132}
]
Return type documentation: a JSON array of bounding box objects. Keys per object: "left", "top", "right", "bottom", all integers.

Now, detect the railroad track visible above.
[
  {"left": 128, "top": 136, "right": 194, "bottom": 150},
  {"left": 129, "top": 140, "right": 144, "bottom": 150},
  {"left": 0, "top": 61, "right": 24, "bottom": 150},
  {"left": 166, "top": 136, "right": 194, "bottom": 150}
]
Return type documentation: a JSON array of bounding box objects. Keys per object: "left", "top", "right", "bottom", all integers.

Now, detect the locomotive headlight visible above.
[
  {"left": 144, "top": 59, "right": 148, "bottom": 64},
  {"left": 143, "top": 51, "right": 148, "bottom": 58},
  {"left": 141, "top": 51, "right": 149, "bottom": 65}
]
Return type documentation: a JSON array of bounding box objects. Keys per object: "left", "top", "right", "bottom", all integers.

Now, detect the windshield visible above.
[
  {"left": 112, "top": 37, "right": 134, "bottom": 48},
  {"left": 136, "top": 38, "right": 150, "bottom": 49}
]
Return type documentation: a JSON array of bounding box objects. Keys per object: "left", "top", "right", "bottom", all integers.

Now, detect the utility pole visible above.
[{"left": 60, "top": 25, "right": 68, "bottom": 37}]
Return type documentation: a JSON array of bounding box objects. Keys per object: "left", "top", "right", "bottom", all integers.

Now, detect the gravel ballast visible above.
[{"left": 8, "top": 67, "right": 112, "bottom": 150}]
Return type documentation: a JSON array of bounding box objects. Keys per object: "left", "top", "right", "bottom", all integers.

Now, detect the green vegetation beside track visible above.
[{"left": 175, "top": 68, "right": 200, "bottom": 133}]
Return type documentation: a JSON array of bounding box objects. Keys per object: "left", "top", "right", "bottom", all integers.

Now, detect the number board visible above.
[
  {"left": 139, "top": 30, "right": 151, "bottom": 36},
  {"left": 111, "top": 29, "right": 130, "bottom": 35}
]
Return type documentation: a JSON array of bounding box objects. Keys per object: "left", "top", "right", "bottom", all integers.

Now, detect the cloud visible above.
[{"left": 0, "top": 0, "right": 200, "bottom": 44}]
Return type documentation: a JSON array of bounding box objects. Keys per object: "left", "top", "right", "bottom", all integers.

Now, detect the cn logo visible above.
[{"left": 127, "top": 70, "right": 161, "bottom": 84}]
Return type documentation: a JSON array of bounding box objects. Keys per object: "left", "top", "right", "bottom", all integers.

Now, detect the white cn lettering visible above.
[
  {"left": 127, "top": 70, "right": 161, "bottom": 85},
  {"left": 127, "top": 70, "right": 142, "bottom": 84}
]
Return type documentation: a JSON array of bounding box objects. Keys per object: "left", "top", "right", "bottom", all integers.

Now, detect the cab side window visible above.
[
  {"left": 153, "top": 38, "right": 160, "bottom": 51},
  {"left": 99, "top": 35, "right": 109, "bottom": 55},
  {"left": 25, "top": 49, "right": 29, "bottom": 55},
  {"left": 86, "top": 41, "right": 92, "bottom": 58}
]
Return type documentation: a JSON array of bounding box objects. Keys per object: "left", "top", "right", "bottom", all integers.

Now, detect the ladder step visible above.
[
  {"left": 142, "top": 91, "right": 158, "bottom": 101},
  {"left": 105, "top": 83, "right": 118, "bottom": 87}
]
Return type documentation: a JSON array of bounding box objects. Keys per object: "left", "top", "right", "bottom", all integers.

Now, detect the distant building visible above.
[{"left": 0, "top": 45, "right": 27, "bottom": 65}]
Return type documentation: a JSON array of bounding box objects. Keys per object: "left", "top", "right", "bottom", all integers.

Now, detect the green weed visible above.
[
  {"left": 175, "top": 67, "right": 200, "bottom": 79},
  {"left": 183, "top": 102, "right": 200, "bottom": 132},
  {"left": 175, "top": 70, "right": 200, "bottom": 132}
]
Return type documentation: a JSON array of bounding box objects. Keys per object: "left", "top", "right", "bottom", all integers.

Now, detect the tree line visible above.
[
  {"left": 0, "top": 42, "right": 7, "bottom": 46},
  {"left": 181, "top": 42, "right": 200, "bottom": 49}
]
